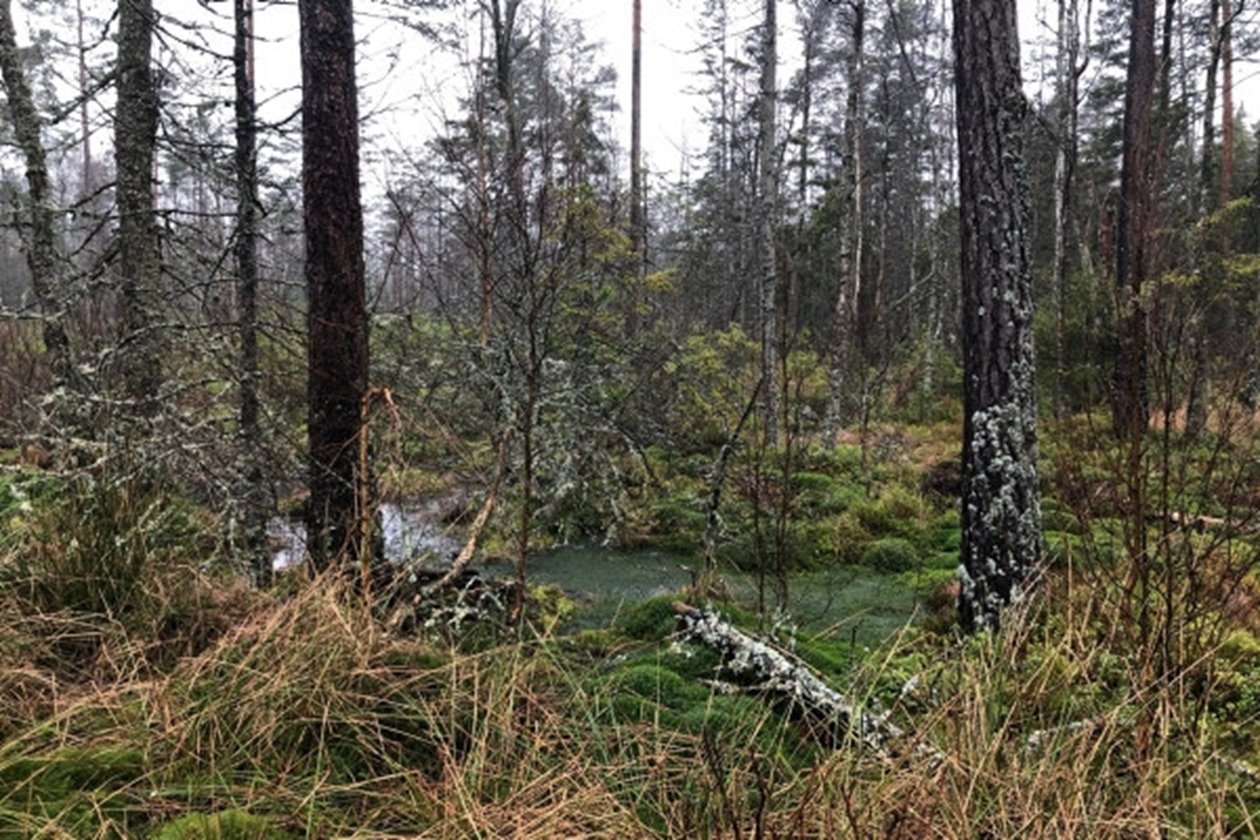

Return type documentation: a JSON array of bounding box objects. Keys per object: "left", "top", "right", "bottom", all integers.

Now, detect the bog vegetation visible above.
[{"left": 1, "top": 0, "right": 1259, "bottom": 837}]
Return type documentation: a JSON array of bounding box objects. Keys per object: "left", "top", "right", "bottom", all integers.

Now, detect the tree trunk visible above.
[
  {"left": 1220, "top": 2, "right": 1233, "bottom": 206},
  {"left": 629, "top": 0, "right": 644, "bottom": 334},
  {"left": 76, "top": 0, "right": 92, "bottom": 197},
  {"left": 0, "top": 0, "right": 78, "bottom": 412},
  {"left": 1114, "top": 0, "right": 1156, "bottom": 441},
  {"left": 953, "top": 0, "right": 1042, "bottom": 633},
  {"left": 823, "top": 0, "right": 865, "bottom": 442},
  {"left": 234, "top": 0, "right": 268, "bottom": 586},
  {"left": 115, "top": 0, "right": 162, "bottom": 421},
  {"left": 1051, "top": 0, "right": 1082, "bottom": 417},
  {"left": 757, "top": 0, "right": 778, "bottom": 444},
  {"left": 300, "top": 0, "right": 370, "bottom": 574},
  {"left": 1185, "top": 0, "right": 1226, "bottom": 439}
]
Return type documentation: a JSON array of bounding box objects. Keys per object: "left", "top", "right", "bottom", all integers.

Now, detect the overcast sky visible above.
[
  {"left": 10, "top": 1, "right": 1260, "bottom": 199},
  {"left": 241, "top": 0, "right": 1259, "bottom": 194}
]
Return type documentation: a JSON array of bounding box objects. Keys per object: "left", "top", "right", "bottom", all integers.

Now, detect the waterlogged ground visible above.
[
  {"left": 487, "top": 545, "right": 923, "bottom": 644},
  {"left": 270, "top": 505, "right": 925, "bottom": 644}
]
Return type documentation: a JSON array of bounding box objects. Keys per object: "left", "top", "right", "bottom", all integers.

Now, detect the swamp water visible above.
[
  {"left": 270, "top": 506, "right": 923, "bottom": 643},
  {"left": 268, "top": 502, "right": 461, "bottom": 571}
]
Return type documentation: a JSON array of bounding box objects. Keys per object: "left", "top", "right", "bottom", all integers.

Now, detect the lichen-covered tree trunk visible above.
[
  {"left": 115, "top": 0, "right": 162, "bottom": 420},
  {"left": 234, "top": 0, "right": 268, "bottom": 586},
  {"left": 757, "top": 0, "right": 778, "bottom": 444},
  {"left": 300, "top": 0, "right": 370, "bottom": 573},
  {"left": 952, "top": 0, "right": 1042, "bottom": 633},
  {"left": 0, "top": 0, "right": 77, "bottom": 408}
]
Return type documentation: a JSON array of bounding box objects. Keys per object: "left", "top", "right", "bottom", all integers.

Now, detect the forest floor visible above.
[{"left": 1, "top": 417, "right": 1258, "bottom": 838}]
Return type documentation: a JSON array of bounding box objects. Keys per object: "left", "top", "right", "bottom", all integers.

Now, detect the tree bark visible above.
[
  {"left": 629, "top": 0, "right": 644, "bottom": 312},
  {"left": 824, "top": 0, "right": 865, "bottom": 442},
  {"left": 757, "top": 0, "right": 778, "bottom": 444},
  {"left": 0, "top": 0, "right": 78, "bottom": 408},
  {"left": 1220, "top": 1, "right": 1233, "bottom": 206},
  {"left": 115, "top": 0, "right": 162, "bottom": 421},
  {"left": 1113, "top": 0, "right": 1156, "bottom": 441},
  {"left": 300, "top": 0, "right": 370, "bottom": 574},
  {"left": 672, "top": 602, "right": 940, "bottom": 761},
  {"left": 75, "top": 0, "right": 92, "bottom": 197},
  {"left": 953, "top": 0, "right": 1042, "bottom": 633},
  {"left": 235, "top": 0, "right": 268, "bottom": 586},
  {"left": 1051, "top": 0, "right": 1083, "bottom": 417}
]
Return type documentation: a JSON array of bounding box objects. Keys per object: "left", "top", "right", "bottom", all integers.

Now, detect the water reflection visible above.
[{"left": 268, "top": 502, "right": 461, "bottom": 571}]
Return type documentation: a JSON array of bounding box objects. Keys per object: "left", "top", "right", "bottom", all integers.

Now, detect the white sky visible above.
[
  {"left": 9, "top": 0, "right": 1260, "bottom": 197},
  {"left": 243, "top": 0, "right": 1260, "bottom": 192}
]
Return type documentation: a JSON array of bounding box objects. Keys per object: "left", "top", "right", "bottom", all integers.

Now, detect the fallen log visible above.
[{"left": 672, "top": 602, "right": 940, "bottom": 763}]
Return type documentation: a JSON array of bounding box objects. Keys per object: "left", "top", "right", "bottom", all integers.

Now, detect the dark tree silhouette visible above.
[{"left": 300, "top": 0, "right": 370, "bottom": 573}]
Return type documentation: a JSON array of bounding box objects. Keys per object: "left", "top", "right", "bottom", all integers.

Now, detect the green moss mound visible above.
[
  {"left": 861, "top": 537, "right": 918, "bottom": 572},
  {"left": 150, "top": 810, "right": 296, "bottom": 840}
]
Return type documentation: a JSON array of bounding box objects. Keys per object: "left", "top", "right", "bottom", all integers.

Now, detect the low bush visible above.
[{"left": 861, "top": 537, "right": 919, "bottom": 573}]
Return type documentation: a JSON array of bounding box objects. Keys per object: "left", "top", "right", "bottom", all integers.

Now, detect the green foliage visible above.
[
  {"left": 1213, "top": 629, "right": 1260, "bottom": 754},
  {"left": 861, "top": 537, "right": 919, "bottom": 573},
  {"left": 832, "top": 511, "right": 874, "bottom": 565},
  {"left": 791, "top": 471, "right": 862, "bottom": 516},
  {"left": 663, "top": 325, "right": 759, "bottom": 450},
  {"left": 896, "top": 565, "right": 957, "bottom": 598},
  {"left": 646, "top": 491, "right": 705, "bottom": 550},
  {"left": 849, "top": 485, "right": 926, "bottom": 540}
]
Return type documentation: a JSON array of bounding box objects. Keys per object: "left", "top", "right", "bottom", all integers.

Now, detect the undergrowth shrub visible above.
[
  {"left": 2, "top": 472, "right": 212, "bottom": 623},
  {"left": 861, "top": 537, "right": 919, "bottom": 572}
]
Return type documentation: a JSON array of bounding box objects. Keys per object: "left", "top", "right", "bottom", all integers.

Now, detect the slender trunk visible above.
[
  {"left": 76, "top": 0, "right": 92, "bottom": 197},
  {"left": 234, "top": 0, "right": 268, "bottom": 586},
  {"left": 116, "top": 0, "right": 162, "bottom": 420},
  {"left": 1199, "top": 0, "right": 1221, "bottom": 215},
  {"left": 1115, "top": 0, "right": 1158, "bottom": 726},
  {"left": 1114, "top": 0, "right": 1156, "bottom": 440},
  {"left": 490, "top": 0, "right": 526, "bottom": 226},
  {"left": 629, "top": 0, "right": 644, "bottom": 314},
  {"left": 1220, "top": 2, "right": 1233, "bottom": 205},
  {"left": 757, "top": 0, "right": 778, "bottom": 444},
  {"left": 1186, "top": 0, "right": 1226, "bottom": 438},
  {"left": 1052, "top": 0, "right": 1082, "bottom": 417},
  {"left": 824, "top": 0, "right": 864, "bottom": 441}
]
